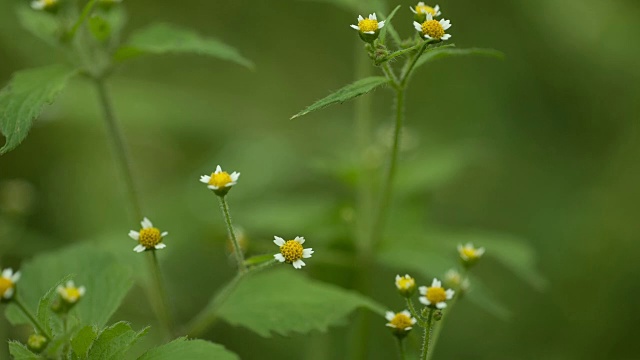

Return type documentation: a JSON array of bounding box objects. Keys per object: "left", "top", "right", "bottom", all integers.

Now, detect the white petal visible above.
[
  {"left": 410, "top": 318, "right": 417, "bottom": 325},
  {"left": 225, "top": 181, "right": 236, "bottom": 188},
  {"left": 230, "top": 172, "right": 240, "bottom": 182},
  {"left": 413, "top": 21, "right": 422, "bottom": 31},
  {"left": 424, "top": 34, "right": 433, "bottom": 39},
  {"left": 440, "top": 19, "right": 451, "bottom": 30},
  {"left": 350, "top": 24, "right": 360, "bottom": 30},
  {"left": 418, "top": 286, "right": 427, "bottom": 294},
  {"left": 446, "top": 289, "right": 455, "bottom": 299},
  {"left": 4, "top": 287, "right": 14, "bottom": 299},
  {"left": 441, "top": 34, "right": 452, "bottom": 40},
  {"left": 56, "top": 286, "right": 64, "bottom": 295},
  {"left": 400, "top": 310, "right": 412, "bottom": 317},
  {"left": 273, "top": 236, "right": 285, "bottom": 246},
  {"left": 66, "top": 280, "right": 75, "bottom": 288},
  {"left": 215, "top": 165, "right": 222, "bottom": 173},
  {"left": 419, "top": 297, "right": 430, "bottom": 305},
  {"left": 378, "top": 21, "right": 385, "bottom": 29},
  {"left": 294, "top": 236, "right": 305, "bottom": 244},
  {"left": 418, "top": 1, "right": 425, "bottom": 5},
  {"left": 78, "top": 286, "right": 86, "bottom": 296},
  {"left": 432, "top": 278, "right": 441, "bottom": 287},
  {"left": 141, "top": 217, "right": 153, "bottom": 229},
  {"left": 410, "top": 7, "right": 417, "bottom": 14},
  {"left": 31, "top": 1, "right": 44, "bottom": 10},
  {"left": 477, "top": 247, "right": 485, "bottom": 256},
  {"left": 302, "top": 248, "right": 314, "bottom": 258},
  {"left": 363, "top": 31, "right": 375, "bottom": 34},
  {"left": 436, "top": 302, "right": 447, "bottom": 309},
  {"left": 370, "top": 13, "right": 377, "bottom": 20},
  {"left": 434, "top": 5, "right": 440, "bottom": 12},
  {"left": 155, "top": 243, "right": 167, "bottom": 250},
  {"left": 207, "top": 185, "right": 219, "bottom": 190},
  {"left": 274, "top": 254, "right": 285, "bottom": 262},
  {"left": 358, "top": 15, "right": 364, "bottom": 21},
  {"left": 426, "top": 13, "right": 433, "bottom": 21},
  {"left": 385, "top": 323, "right": 397, "bottom": 328},
  {"left": 199, "top": 175, "right": 211, "bottom": 183},
  {"left": 128, "top": 230, "right": 140, "bottom": 240},
  {"left": 292, "top": 259, "right": 306, "bottom": 269},
  {"left": 385, "top": 311, "right": 395, "bottom": 321},
  {"left": 2, "top": 268, "right": 12, "bottom": 279},
  {"left": 134, "top": 245, "right": 146, "bottom": 253},
  {"left": 11, "top": 271, "right": 20, "bottom": 283},
  {"left": 161, "top": 231, "right": 169, "bottom": 237}
]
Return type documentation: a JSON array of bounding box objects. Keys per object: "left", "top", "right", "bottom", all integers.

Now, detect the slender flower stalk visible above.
[
  {"left": 13, "top": 296, "right": 51, "bottom": 341},
  {"left": 420, "top": 309, "right": 435, "bottom": 360},
  {"left": 395, "top": 337, "right": 407, "bottom": 360},
  {"left": 219, "top": 196, "right": 246, "bottom": 272}
]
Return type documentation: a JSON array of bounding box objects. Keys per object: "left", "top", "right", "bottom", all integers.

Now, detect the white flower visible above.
[
  {"left": 0, "top": 268, "right": 21, "bottom": 300},
  {"left": 350, "top": 13, "right": 385, "bottom": 34},
  {"left": 56, "top": 280, "right": 86, "bottom": 304},
  {"left": 395, "top": 274, "right": 416, "bottom": 296},
  {"left": 273, "top": 236, "right": 314, "bottom": 269},
  {"left": 413, "top": 13, "right": 452, "bottom": 41},
  {"left": 385, "top": 310, "right": 417, "bottom": 332},
  {"left": 419, "top": 278, "right": 455, "bottom": 309},
  {"left": 410, "top": 3, "right": 441, "bottom": 17},
  {"left": 31, "top": 0, "right": 58, "bottom": 11},
  {"left": 457, "top": 242, "right": 485, "bottom": 261},
  {"left": 199, "top": 165, "right": 240, "bottom": 191},
  {"left": 128, "top": 217, "right": 168, "bottom": 253}
]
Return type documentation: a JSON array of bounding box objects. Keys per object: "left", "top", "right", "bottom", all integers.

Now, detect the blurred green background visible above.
[{"left": 1, "top": 0, "right": 640, "bottom": 359}]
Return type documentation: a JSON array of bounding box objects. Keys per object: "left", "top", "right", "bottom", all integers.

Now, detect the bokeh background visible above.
[{"left": 1, "top": 0, "right": 640, "bottom": 359}]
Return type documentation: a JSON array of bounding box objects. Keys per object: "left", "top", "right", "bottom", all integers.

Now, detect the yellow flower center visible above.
[
  {"left": 139, "top": 227, "right": 162, "bottom": 248},
  {"left": 390, "top": 313, "right": 413, "bottom": 330},
  {"left": 208, "top": 171, "right": 233, "bottom": 188},
  {"left": 415, "top": 5, "right": 437, "bottom": 15},
  {"left": 280, "top": 240, "right": 304, "bottom": 263},
  {"left": 358, "top": 19, "right": 379, "bottom": 33},
  {"left": 61, "top": 287, "right": 82, "bottom": 302},
  {"left": 396, "top": 277, "right": 415, "bottom": 290},
  {"left": 426, "top": 286, "right": 446, "bottom": 304},
  {"left": 461, "top": 247, "right": 479, "bottom": 259},
  {"left": 0, "top": 277, "right": 14, "bottom": 297},
  {"left": 421, "top": 20, "right": 445, "bottom": 39}
]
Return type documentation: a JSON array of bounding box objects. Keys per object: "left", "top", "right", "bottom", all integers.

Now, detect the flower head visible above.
[
  {"left": 395, "top": 274, "right": 416, "bottom": 297},
  {"left": 419, "top": 278, "right": 455, "bottom": 309},
  {"left": 444, "top": 269, "right": 470, "bottom": 292},
  {"left": 56, "top": 280, "right": 86, "bottom": 304},
  {"left": 31, "top": 0, "right": 59, "bottom": 12},
  {"left": 0, "top": 268, "right": 20, "bottom": 300},
  {"left": 200, "top": 165, "right": 240, "bottom": 196},
  {"left": 410, "top": 3, "right": 441, "bottom": 22},
  {"left": 273, "top": 236, "right": 313, "bottom": 269},
  {"left": 413, "top": 13, "right": 451, "bottom": 41},
  {"left": 385, "top": 310, "right": 417, "bottom": 338},
  {"left": 128, "top": 217, "right": 168, "bottom": 253},
  {"left": 350, "top": 13, "right": 385, "bottom": 43},
  {"left": 457, "top": 242, "right": 485, "bottom": 266}
]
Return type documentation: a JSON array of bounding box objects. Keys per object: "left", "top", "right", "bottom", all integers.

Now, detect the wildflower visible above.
[
  {"left": 457, "top": 242, "right": 485, "bottom": 266},
  {"left": 27, "top": 334, "right": 48, "bottom": 353},
  {"left": 128, "top": 217, "right": 168, "bottom": 253},
  {"left": 410, "top": 3, "right": 441, "bottom": 23},
  {"left": 413, "top": 13, "right": 452, "bottom": 41},
  {"left": 0, "top": 268, "right": 21, "bottom": 301},
  {"left": 419, "top": 278, "right": 455, "bottom": 309},
  {"left": 350, "top": 13, "right": 385, "bottom": 43},
  {"left": 56, "top": 281, "right": 86, "bottom": 304},
  {"left": 31, "top": 0, "right": 59, "bottom": 12},
  {"left": 273, "top": 236, "right": 313, "bottom": 269},
  {"left": 385, "top": 310, "right": 417, "bottom": 338},
  {"left": 200, "top": 165, "right": 240, "bottom": 197},
  {"left": 395, "top": 274, "right": 416, "bottom": 297},
  {"left": 444, "top": 269, "right": 470, "bottom": 292}
]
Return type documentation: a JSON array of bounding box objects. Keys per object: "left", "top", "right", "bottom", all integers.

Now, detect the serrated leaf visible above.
[
  {"left": 0, "top": 65, "right": 77, "bottom": 155},
  {"left": 415, "top": 47, "right": 504, "bottom": 70},
  {"left": 137, "top": 338, "right": 239, "bottom": 360},
  {"left": 8, "top": 341, "right": 40, "bottom": 360},
  {"left": 37, "top": 275, "right": 73, "bottom": 334},
  {"left": 4, "top": 243, "right": 133, "bottom": 332},
  {"left": 87, "top": 322, "right": 148, "bottom": 360},
  {"left": 291, "top": 76, "right": 389, "bottom": 119},
  {"left": 114, "top": 23, "right": 253, "bottom": 69},
  {"left": 217, "top": 269, "right": 385, "bottom": 337},
  {"left": 16, "top": 6, "right": 61, "bottom": 46},
  {"left": 71, "top": 325, "right": 98, "bottom": 359}
]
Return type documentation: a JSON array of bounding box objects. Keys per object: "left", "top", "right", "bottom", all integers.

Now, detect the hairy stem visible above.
[
  {"left": 420, "top": 309, "right": 435, "bottom": 360},
  {"left": 218, "top": 196, "right": 246, "bottom": 273},
  {"left": 405, "top": 297, "right": 424, "bottom": 326},
  {"left": 13, "top": 296, "right": 50, "bottom": 341},
  {"left": 401, "top": 40, "right": 431, "bottom": 87},
  {"left": 395, "top": 337, "right": 407, "bottom": 360}
]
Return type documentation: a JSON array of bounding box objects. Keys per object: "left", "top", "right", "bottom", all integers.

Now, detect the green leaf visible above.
[
  {"left": 114, "top": 23, "right": 253, "bottom": 69},
  {"left": 16, "top": 6, "right": 61, "bottom": 46},
  {"left": 290, "top": 76, "right": 389, "bottom": 119},
  {"left": 138, "top": 338, "right": 239, "bottom": 360},
  {"left": 379, "top": 5, "right": 402, "bottom": 46},
  {"left": 4, "top": 243, "right": 134, "bottom": 331},
  {"left": 71, "top": 325, "right": 98, "bottom": 359},
  {"left": 0, "top": 65, "right": 77, "bottom": 155},
  {"left": 8, "top": 341, "right": 40, "bottom": 360},
  {"left": 217, "top": 269, "right": 385, "bottom": 337},
  {"left": 37, "top": 275, "right": 73, "bottom": 334},
  {"left": 415, "top": 47, "right": 504, "bottom": 70},
  {"left": 87, "top": 322, "right": 148, "bottom": 360}
]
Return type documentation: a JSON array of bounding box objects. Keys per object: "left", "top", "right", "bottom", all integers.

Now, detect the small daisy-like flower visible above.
[
  {"left": 385, "top": 310, "right": 417, "bottom": 338},
  {"left": 128, "top": 217, "right": 168, "bottom": 253},
  {"left": 56, "top": 280, "right": 86, "bottom": 304},
  {"left": 350, "top": 13, "right": 385, "bottom": 43},
  {"left": 27, "top": 334, "right": 48, "bottom": 353},
  {"left": 457, "top": 242, "right": 485, "bottom": 266},
  {"left": 395, "top": 274, "right": 416, "bottom": 297},
  {"left": 414, "top": 13, "right": 452, "bottom": 41},
  {"left": 419, "top": 278, "right": 455, "bottom": 309},
  {"left": 410, "top": 3, "right": 441, "bottom": 22},
  {"left": 0, "top": 268, "right": 21, "bottom": 300},
  {"left": 444, "top": 269, "right": 470, "bottom": 292},
  {"left": 199, "top": 165, "right": 240, "bottom": 196},
  {"left": 273, "top": 236, "right": 313, "bottom": 269},
  {"left": 31, "top": 0, "right": 59, "bottom": 11}
]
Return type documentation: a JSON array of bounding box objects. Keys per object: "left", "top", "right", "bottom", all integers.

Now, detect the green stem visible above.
[
  {"left": 395, "top": 337, "right": 407, "bottom": 360},
  {"left": 66, "top": 0, "right": 98, "bottom": 41},
  {"left": 382, "top": 63, "right": 400, "bottom": 89},
  {"left": 149, "top": 250, "right": 173, "bottom": 339},
  {"left": 420, "top": 309, "right": 435, "bottom": 360},
  {"left": 426, "top": 269, "right": 466, "bottom": 360},
  {"left": 405, "top": 298, "right": 424, "bottom": 326},
  {"left": 94, "top": 78, "right": 143, "bottom": 221},
  {"left": 218, "top": 196, "right": 246, "bottom": 272},
  {"left": 13, "top": 296, "right": 50, "bottom": 341},
  {"left": 400, "top": 40, "right": 432, "bottom": 87}
]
